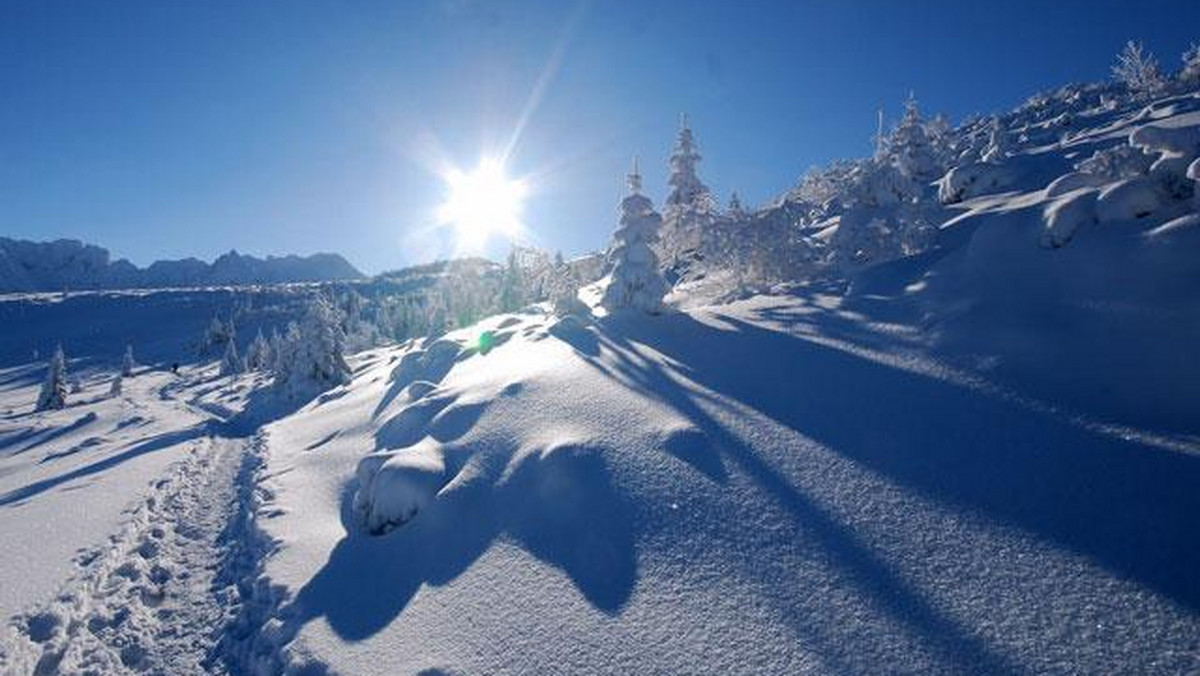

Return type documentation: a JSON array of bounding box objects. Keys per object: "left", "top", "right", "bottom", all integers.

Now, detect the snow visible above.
[
  {"left": 201, "top": 295, "right": 1200, "bottom": 675},
  {"left": 937, "top": 161, "right": 1021, "bottom": 204},
  {"left": 1041, "top": 188, "right": 1099, "bottom": 248},
  {"left": 1095, "top": 176, "right": 1164, "bottom": 222}
]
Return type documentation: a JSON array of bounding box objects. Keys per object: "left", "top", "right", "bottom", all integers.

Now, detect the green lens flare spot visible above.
[{"left": 478, "top": 330, "right": 495, "bottom": 355}]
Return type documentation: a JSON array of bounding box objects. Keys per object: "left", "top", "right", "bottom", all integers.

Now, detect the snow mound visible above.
[
  {"left": 938, "top": 161, "right": 1020, "bottom": 204},
  {"left": 1041, "top": 189, "right": 1099, "bottom": 248},
  {"left": 355, "top": 440, "right": 448, "bottom": 534},
  {"left": 1095, "top": 176, "right": 1164, "bottom": 222}
]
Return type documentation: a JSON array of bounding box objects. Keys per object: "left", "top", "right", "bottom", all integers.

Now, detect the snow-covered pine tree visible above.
[
  {"left": 1112, "top": 40, "right": 1165, "bottom": 100},
  {"left": 220, "top": 338, "right": 243, "bottom": 377},
  {"left": 246, "top": 328, "right": 271, "bottom": 371},
  {"left": 206, "top": 315, "right": 230, "bottom": 351},
  {"left": 925, "top": 113, "right": 955, "bottom": 173},
  {"left": 1181, "top": 43, "right": 1200, "bottom": 85},
  {"left": 889, "top": 93, "right": 939, "bottom": 180},
  {"left": 121, "top": 344, "right": 136, "bottom": 377},
  {"left": 661, "top": 114, "right": 716, "bottom": 270},
  {"left": 499, "top": 249, "right": 525, "bottom": 312},
  {"left": 109, "top": 372, "right": 123, "bottom": 397},
  {"left": 269, "top": 328, "right": 284, "bottom": 372},
  {"left": 36, "top": 345, "right": 69, "bottom": 411},
  {"left": 275, "top": 294, "right": 351, "bottom": 396},
  {"left": 981, "top": 116, "right": 1011, "bottom": 164},
  {"left": 727, "top": 191, "right": 746, "bottom": 220},
  {"left": 601, "top": 158, "right": 670, "bottom": 315}
]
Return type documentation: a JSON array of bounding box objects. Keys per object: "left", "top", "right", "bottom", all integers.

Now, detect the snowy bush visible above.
[
  {"left": 1074, "top": 144, "right": 1154, "bottom": 181},
  {"left": 601, "top": 162, "right": 670, "bottom": 315},
  {"left": 1112, "top": 40, "right": 1166, "bottom": 100},
  {"left": 108, "top": 372, "right": 123, "bottom": 397},
  {"left": 36, "top": 346, "right": 69, "bottom": 411},
  {"left": 938, "top": 162, "right": 1019, "bottom": 204}
]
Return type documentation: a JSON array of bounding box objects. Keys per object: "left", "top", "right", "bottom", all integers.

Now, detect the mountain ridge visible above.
[{"left": 0, "top": 237, "right": 364, "bottom": 292}]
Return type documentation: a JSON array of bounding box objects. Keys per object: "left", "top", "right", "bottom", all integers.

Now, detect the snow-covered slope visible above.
[
  {"left": 848, "top": 94, "right": 1200, "bottom": 432},
  {"left": 0, "top": 238, "right": 363, "bottom": 292},
  {"left": 229, "top": 299, "right": 1199, "bottom": 675}
]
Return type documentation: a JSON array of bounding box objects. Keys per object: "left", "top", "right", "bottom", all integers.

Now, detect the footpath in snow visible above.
[{"left": 0, "top": 364, "right": 273, "bottom": 675}]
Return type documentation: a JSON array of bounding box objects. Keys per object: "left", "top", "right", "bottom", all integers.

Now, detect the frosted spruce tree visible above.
[
  {"left": 109, "top": 372, "right": 123, "bottom": 397},
  {"left": 981, "top": 116, "right": 1011, "bottom": 164},
  {"left": 889, "top": 93, "right": 939, "bottom": 180},
  {"left": 601, "top": 158, "right": 670, "bottom": 315},
  {"left": 661, "top": 114, "right": 716, "bottom": 269},
  {"left": 36, "top": 345, "right": 69, "bottom": 411},
  {"left": 246, "top": 328, "right": 271, "bottom": 371},
  {"left": 220, "top": 338, "right": 243, "bottom": 376},
  {"left": 206, "top": 315, "right": 231, "bottom": 352},
  {"left": 275, "top": 294, "right": 351, "bottom": 396},
  {"left": 121, "top": 344, "right": 136, "bottom": 377}
]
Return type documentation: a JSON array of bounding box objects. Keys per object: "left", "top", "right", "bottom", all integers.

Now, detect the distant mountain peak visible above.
[{"left": 0, "top": 237, "right": 364, "bottom": 292}]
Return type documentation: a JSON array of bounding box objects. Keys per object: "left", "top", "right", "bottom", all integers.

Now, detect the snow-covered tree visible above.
[
  {"left": 889, "top": 93, "right": 940, "bottom": 180},
  {"left": 36, "top": 346, "right": 69, "bottom": 411},
  {"left": 1112, "top": 40, "right": 1165, "bottom": 100},
  {"left": 275, "top": 294, "right": 352, "bottom": 396},
  {"left": 926, "top": 113, "right": 956, "bottom": 171},
  {"left": 246, "top": 328, "right": 271, "bottom": 371},
  {"left": 661, "top": 116, "right": 717, "bottom": 271},
  {"left": 220, "top": 338, "right": 243, "bottom": 376},
  {"left": 601, "top": 159, "right": 670, "bottom": 315},
  {"left": 204, "top": 315, "right": 235, "bottom": 355},
  {"left": 981, "top": 116, "right": 1012, "bottom": 164},
  {"left": 727, "top": 191, "right": 747, "bottom": 220},
  {"left": 548, "top": 263, "right": 587, "bottom": 316},
  {"left": 269, "top": 328, "right": 284, "bottom": 372},
  {"left": 1181, "top": 43, "right": 1200, "bottom": 85},
  {"left": 121, "top": 344, "right": 136, "bottom": 377},
  {"left": 108, "top": 372, "right": 123, "bottom": 397}
]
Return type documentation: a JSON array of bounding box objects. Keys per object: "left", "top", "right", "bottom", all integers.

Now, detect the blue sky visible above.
[{"left": 3, "top": 0, "right": 1198, "bottom": 273}]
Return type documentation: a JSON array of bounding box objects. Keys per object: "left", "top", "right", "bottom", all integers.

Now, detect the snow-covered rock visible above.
[
  {"left": 938, "top": 161, "right": 1020, "bottom": 204},
  {"left": 1042, "top": 189, "right": 1099, "bottom": 248},
  {"left": 355, "top": 440, "right": 448, "bottom": 534},
  {"left": 1095, "top": 176, "right": 1165, "bottom": 222}
]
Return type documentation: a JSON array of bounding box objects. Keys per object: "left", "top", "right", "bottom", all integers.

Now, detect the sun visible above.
[{"left": 437, "top": 157, "right": 528, "bottom": 247}]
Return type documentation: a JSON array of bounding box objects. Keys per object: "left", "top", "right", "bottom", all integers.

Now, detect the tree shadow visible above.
[
  {"left": 283, "top": 442, "right": 637, "bottom": 643},
  {"left": 599, "top": 309, "right": 1200, "bottom": 618},
  {"left": 0, "top": 424, "right": 212, "bottom": 507},
  {"left": 0, "top": 411, "right": 99, "bottom": 458}
]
